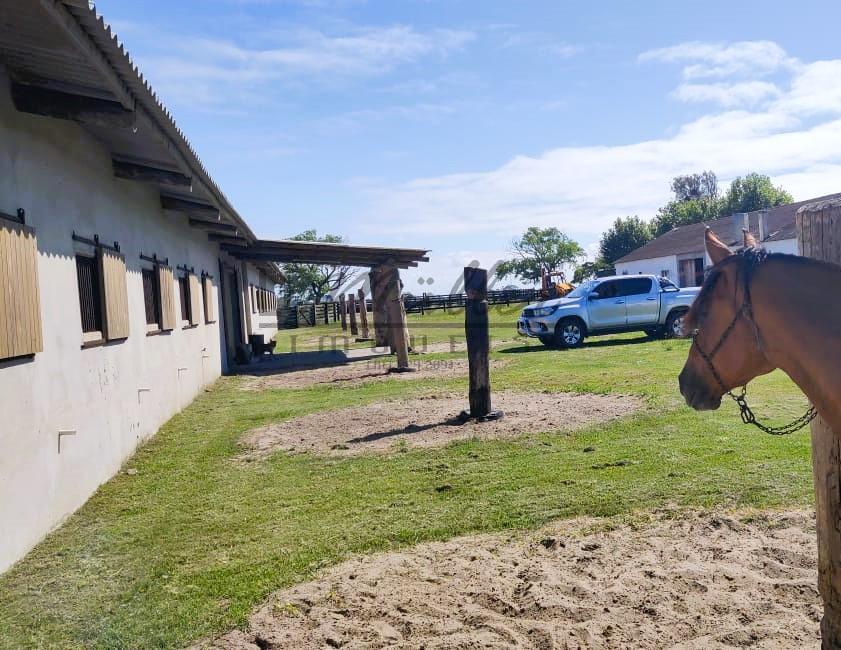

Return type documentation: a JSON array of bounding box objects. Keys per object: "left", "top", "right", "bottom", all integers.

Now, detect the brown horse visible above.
[{"left": 679, "top": 227, "right": 841, "bottom": 434}]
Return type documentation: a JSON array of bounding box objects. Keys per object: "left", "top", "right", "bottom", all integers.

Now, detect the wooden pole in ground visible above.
[
  {"left": 464, "top": 266, "right": 491, "bottom": 418},
  {"left": 347, "top": 293, "right": 359, "bottom": 336},
  {"left": 369, "top": 266, "right": 390, "bottom": 348},
  {"left": 797, "top": 199, "right": 841, "bottom": 648},
  {"left": 383, "top": 265, "right": 410, "bottom": 369},
  {"left": 339, "top": 294, "right": 348, "bottom": 331},
  {"left": 357, "top": 287, "right": 370, "bottom": 339}
]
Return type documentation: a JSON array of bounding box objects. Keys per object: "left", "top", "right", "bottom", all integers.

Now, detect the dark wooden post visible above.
[
  {"left": 797, "top": 199, "right": 841, "bottom": 648},
  {"left": 369, "top": 266, "right": 390, "bottom": 348},
  {"left": 383, "top": 266, "right": 410, "bottom": 369},
  {"left": 357, "top": 287, "right": 371, "bottom": 339},
  {"left": 339, "top": 294, "right": 348, "bottom": 331},
  {"left": 464, "top": 266, "right": 492, "bottom": 418},
  {"left": 347, "top": 293, "right": 359, "bottom": 336}
]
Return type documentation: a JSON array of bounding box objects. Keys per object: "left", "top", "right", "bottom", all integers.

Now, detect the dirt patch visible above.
[
  {"left": 196, "top": 509, "right": 820, "bottom": 649},
  {"left": 238, "top": 392, "right": 641, "bottom": 458},
  {"left": 239, "top": 358, "right": 509, "bottom": 391}
]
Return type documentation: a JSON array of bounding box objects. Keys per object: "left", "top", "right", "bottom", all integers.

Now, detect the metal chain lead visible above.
[{"left": 727, "top": 386, "right": 817, "bottom": 436}]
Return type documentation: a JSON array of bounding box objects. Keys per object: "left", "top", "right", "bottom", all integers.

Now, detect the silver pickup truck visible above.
[{"left": 517, "top": 275, "right": 699, "bottom": 348}]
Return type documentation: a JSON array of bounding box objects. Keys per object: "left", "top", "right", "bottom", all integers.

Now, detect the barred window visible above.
[
  {"left": 142, "top": 268, "right": 161, "bottom": 327},
  {"left": 178, "top": 275, "right": 191, "bottom": 323},
  {"left": 76, "top": 254, "right": 102, "bottom": 334}
]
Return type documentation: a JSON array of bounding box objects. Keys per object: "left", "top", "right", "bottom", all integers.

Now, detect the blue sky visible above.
[{"left": 97, "top": 0, "right": 841, "bottom": 289}]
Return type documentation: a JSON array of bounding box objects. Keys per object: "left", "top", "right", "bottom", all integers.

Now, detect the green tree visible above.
[
  {"left": 573, "top": 259, "right": 613, "bottom": 283},
  {"left": 598, "top": 216, "right": 653, "bottom": 265},
  {"left": 719, "top": 173, "right": 793, "bottom": 215},
  {"left": 670, "top": 170, "right": 718, "bottom": 202},
  {"left": 651, "top": 196, "right": 722, "bottom": 237},
  {"left": 495, "top": 226, "right": 585, "bottom": 284},
  {"left": 281, "top": 230, "right": 356, "bottom": 303}
]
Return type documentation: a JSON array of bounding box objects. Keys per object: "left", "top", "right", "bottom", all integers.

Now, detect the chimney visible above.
[
  {"left": 733, "top": 213, "right": 749, "bottom": 246},
  {"left": 758, "top": 209, "right": 769, "bottom": 242}
]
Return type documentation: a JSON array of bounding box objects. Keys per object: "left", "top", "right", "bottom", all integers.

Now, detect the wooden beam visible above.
[
  {"left": 369, "top": 267, "right": 389, "bottom": 348},
  {"left": 113, "top": 159, "right": 192, "bottom": 188},
  {"left": 347, "top": 293, "right": 359, "bottom": 336},
  {"left": 189, "top": 218, "right": 237, "bottom": 233},
  {"left": 357, "top": 287, "right": 370, "bottom": 339},
  {"left": 464, "top": 267, "right": 492, "bottom": 418},
  {"left": 10, "top": 83, "right": 134, "bottom": 129},
  {"left": 223, "top": 250, "right": 419, "bottom": 267},
  {"left": 339, "top": 294, "right": 348, "bottom": 332},
  {"left": 383, "top": 266, "right": 410, "bottom": 369},
  {"left": 161, "top": 195, "right": 219, "bottom": 218}
]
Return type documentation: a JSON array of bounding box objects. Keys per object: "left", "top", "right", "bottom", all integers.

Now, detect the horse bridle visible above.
[{"left": 690, "top": 258, "right": 817, "bottom": 436}]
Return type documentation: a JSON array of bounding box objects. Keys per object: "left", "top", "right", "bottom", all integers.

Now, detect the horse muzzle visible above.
[{"left": 679, "top": 367, "right": 723, "bottom": 411}]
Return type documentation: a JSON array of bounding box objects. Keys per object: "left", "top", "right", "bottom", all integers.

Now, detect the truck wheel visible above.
[
  {"left": 554, "top": 319, "right": 585, "bottom": 349},
  {"left": 665, "top": 309, "right": 688, "bottom": 339}
]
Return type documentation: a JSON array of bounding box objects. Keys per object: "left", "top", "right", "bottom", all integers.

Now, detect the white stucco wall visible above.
[
  {"left": 614, "top": 254, "right": 679, "bottom": 282},
  {"left": 0, "top": 67, "right": 236, "bottom": 572}
]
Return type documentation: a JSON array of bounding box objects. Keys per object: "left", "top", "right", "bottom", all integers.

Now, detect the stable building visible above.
[
  {"left": 614, "top": 194, "right": 841, "bottom": 287},
  {"left": 0, "top": 0, "right": 428, "bottom": 575}
]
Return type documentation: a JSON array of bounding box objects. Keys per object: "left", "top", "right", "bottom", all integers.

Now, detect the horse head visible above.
[{"left": 678, "top": 228, "right": 774, "bottom": 411}]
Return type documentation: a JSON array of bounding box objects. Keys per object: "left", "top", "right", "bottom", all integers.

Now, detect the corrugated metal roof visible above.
[{"left": 0, "top": 0, "right": 258, "bottom": 242}]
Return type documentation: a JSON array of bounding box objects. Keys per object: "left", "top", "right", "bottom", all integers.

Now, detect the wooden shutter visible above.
[
  {"left": 98, "top": 247, "right": 130, "bottom": 340},
  {"left": 158, "top": 265, "right": 177, "bottom": 331},
  {"left": 203, "top": 276, "right": 215, "bottom": 323},
  {"left": 189, "top": 273, "right": 202, "bottom": 326},
  {"left": 0, "top": 219, "right": 43, "bottom": 359}
]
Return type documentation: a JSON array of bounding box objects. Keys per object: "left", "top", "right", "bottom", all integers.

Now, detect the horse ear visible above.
[
  {"left": 742, "top": 228, "right": 758, "bottom": 248},
  {"left": 705, "top": 227, "right": 732, "bottom": 265}
]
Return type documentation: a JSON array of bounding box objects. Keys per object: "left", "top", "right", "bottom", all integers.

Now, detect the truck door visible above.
[
  {"left": 587, "top": 279, "right": 627, "bottom": 329},
  {"left": 622, "top": 277, "right": 660, "bottom": 325}
]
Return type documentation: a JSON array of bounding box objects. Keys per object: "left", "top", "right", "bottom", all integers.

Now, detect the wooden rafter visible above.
[{"left": 113, "top": 159, "right": 192, "bottom": 188}]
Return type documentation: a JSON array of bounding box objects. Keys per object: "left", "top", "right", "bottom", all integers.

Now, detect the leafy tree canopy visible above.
[
  {"left": 719, "top": 173, "right": 793, "bottom": 216},
  {"left": 495, "top": 226, "right": 585, "bottom": 284},
  {"left": 281, "top": 230, "right": 356, "bottom": 303},
  {"left": 598, "top": 216, "right": 653, "bottom": 265}
]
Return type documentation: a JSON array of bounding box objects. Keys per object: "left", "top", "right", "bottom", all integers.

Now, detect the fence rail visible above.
[
  {"left": 402, "top": 288, "right": 540, "bottom": 313},
  {"left": 278, "top": 288, "right": 540, "bottom": 328}
]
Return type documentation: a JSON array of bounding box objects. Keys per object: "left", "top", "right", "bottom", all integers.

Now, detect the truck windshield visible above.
[{"left": 565, "top": 281, "right": 593, "bottom": 298}]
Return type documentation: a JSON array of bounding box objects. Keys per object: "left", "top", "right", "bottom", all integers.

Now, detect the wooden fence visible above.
[
  {"left": 403, "top": 288, "right": 540, "bottom": 314},
  {"left": 278, "top": 288, "right": 540, "bottom": 328}
]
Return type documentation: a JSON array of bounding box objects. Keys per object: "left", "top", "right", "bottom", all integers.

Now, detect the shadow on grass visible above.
[{"left": 498, "top": 335, "right": 651, "bottom": 354}]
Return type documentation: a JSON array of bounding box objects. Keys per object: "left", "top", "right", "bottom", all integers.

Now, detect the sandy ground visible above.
[
  {"left": 198, "top": 509, "right": 820, "bottom": 649},
  {"left": 239, "top": 392, "right": 640, "bottom": 458},
  {"left": 239, "top": 358, "right": 509, "bottom": 391}
]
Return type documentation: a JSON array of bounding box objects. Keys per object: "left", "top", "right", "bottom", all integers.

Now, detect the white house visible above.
[{"left": 614, "top": 194, "right": 841, "bottom": 287}]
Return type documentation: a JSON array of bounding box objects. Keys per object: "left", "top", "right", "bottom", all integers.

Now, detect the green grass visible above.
[{"left": 0, "top": 305, "right": 815, "bottom": 648}]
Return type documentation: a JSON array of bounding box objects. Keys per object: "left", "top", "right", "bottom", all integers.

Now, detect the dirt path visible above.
[
  {"left": 239, "top": 358, "right": 509, "bottom": 391},
  {"left": 239, "top": 391, "right": 640, "bottom": 458},
  {"left": 198, "top": 509, "right": 820, "bottom": 649}
]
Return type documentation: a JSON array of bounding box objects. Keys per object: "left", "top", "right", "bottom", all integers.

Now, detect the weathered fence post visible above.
[
  {"left": 357, "top": 287, "right": 371, "bottom": 339},
  {"left": 369, "top": 266, "right": 390, "bottom": 348},
  {"left": 339, "top": 294, "right": 348, "bottom": 331},
  {"left": 347, "top": 293, "right": 359, "bottom": 336},
  {"left": 382, "top": 266, "right": 410, "bottom": 369},
  {"left": 797, "top": 199, "right": 841, "bottom": 649},
  {"left": 464, "top": 266, "right": 493, "bottom": 418}
]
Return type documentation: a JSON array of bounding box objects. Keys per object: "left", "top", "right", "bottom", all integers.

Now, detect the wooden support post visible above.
[
  {"left": 797, "top": 200, "right": 841, "bottom": 648},
  {"left": 369, "top": 267, "right": 390, "bottom": 348},
  {"left": 347, "top": 293, "right": 359, "bottom": 336},
  {"left": 339, "top": 294, "right": 348, "bottom": 331},
  {"left": 357, "top": 287, "right": 371, "bottom": 339},
  {"left": 382, "top": 266, "right": 410, "bottom": 369},
  {"left": 464, "top": 267, "right": 493, "bottom": 418}
]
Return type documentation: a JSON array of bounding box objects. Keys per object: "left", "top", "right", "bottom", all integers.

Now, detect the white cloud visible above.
[
  {"left": 673, "top": 81, "right": 781, "bottom": 108},
  {"left": 127, "top": 24, "right": 474, "bottom": 109},
  {"left": 356, "top": 44, "right": 841, "bottom": 253},
  {"left": 639, "top": 40, "right": 796, "bottom": 79}
]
